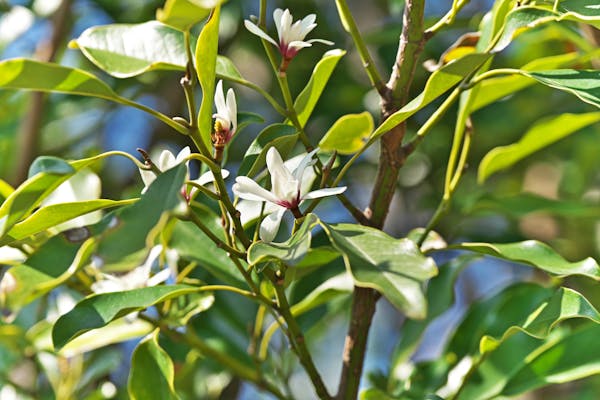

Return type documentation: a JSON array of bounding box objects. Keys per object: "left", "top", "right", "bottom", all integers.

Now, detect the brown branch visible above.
[
  {"left": 12, "top": 0, "right": 73, "bottom": 185},
  {"left": 335, "top": 1, "right": 426, "bottom": 399}
]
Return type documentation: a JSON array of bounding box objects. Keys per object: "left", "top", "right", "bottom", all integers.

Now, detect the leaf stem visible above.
[
  {"left": 183, "top": 208, "right": 246, "bottom": 259},
  {"left": 334, "top": 0, "right": 386, "bottom": 96}
]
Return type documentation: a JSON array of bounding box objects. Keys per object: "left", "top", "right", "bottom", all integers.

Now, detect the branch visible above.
[{"left": 336, "top": 1, "right": 427, "bottom": 399}]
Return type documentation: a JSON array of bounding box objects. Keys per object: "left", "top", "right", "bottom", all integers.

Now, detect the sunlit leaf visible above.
[
  {"left": 319, "top": 112, "right": 374, "bottom": 154},
  {"left": 195, "top": 5, "right": 220, "bottom": 149},
  {"left": 478, "top": 112, "right": 600, "bottom": 182},
  {"left": 157, "top": 0, "right": 217, "bottom": 31},
  {"left": 129, "top": 330, "right": 179, "bottom": 400},
  {"left": 290, "top": 273, "right": 353, "bottom": 317},
  {"left": 0, "top": 58, "right": 119, "bottom": 100},
  {"left": 52, "top": 284, "right": 198, "bottom": 349},
  {"left": 452, "top": 240, "right": 600, "bottom": 280},
  {"left": 471, "top": 52, "right": 587, "bottom": 111},
  {"left": 70, "top": 22, "right": 191, "bottom": 78},
  {"left": 526, "top": 69, "right": 600, "bottom": 108},
  {"left": 320, "top": 222, "right": 437, "bottom": 319},
  {"left": 491, "top": 6, "right": 556, "bottom": 52},
  {"left": 370, "top": 53, "right": 491, "bottom": 141},
  {"left": 1, "top": 199, "right": 135, "bottom": 246},
  {"left": 294, "top": 49, "right": 346, "bottom": 127}
]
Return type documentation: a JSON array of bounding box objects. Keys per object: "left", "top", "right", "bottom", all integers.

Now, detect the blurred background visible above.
[{"left": 1, "top": 0, "right": 600, "bottom": 399}]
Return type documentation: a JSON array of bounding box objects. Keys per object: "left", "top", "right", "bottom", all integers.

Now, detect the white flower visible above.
[
  {"left": 139, "top": 146, "right": 229, "bottom": 199},
  {"left": 232, "top": 147, "right": 346, "bottom": 242},
  {"left": 244, "top": 8, "right": 333, "bottom": 61},
  {"left": 91, "top": 245, "right": 178, "bottom": 293},
  {"left": 212, "top": 80, "right": 237, "bottom": 145}
]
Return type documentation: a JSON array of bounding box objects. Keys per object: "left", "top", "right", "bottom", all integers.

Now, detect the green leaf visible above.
[
  {"left": 0, "top": 179, "right": 13, "bottom": 202},
  {"left": 526, "top": 69, "right": 600, "bottom": 108},
  {"left": 320, "top": 222, "right": 437, "bottom": 319},
  {"left": 128, "top": 330, "right": 179, "bottom": 400},
  {"left": 169, "top": 205, "right": 245, "bottom": 287},
  {"left": 2, "top": 234, "right": 95, "bottom": 313},
  {"left": 319, "top": 112, "right": 374, "bottom": 154},
  {"left": 452, "top": 240, "right": 600, "bottom": 280},
  {"left": 480, "top": 287, "right": 600, "bottom": 354},
  {"left": 290, "top": 273, "right": 353, "bottom": 317},
  {"left": 94, "top": 164, "right": 186, "bottom": 271},
  {"left": 248, "top": 214, "right": 319, "bottom": 267},
  {"left": 458, "top": 324, "right": 600, "bottom": 399},
  {"left": 294, "top": 49, "right": 346, "bottom": 127},
  {"left": 0, "top": 58, "right": 119, "bottom": 100},
  {"left": 471, "top": 52, "right": 587, "bottom": 112},
  {"left": 28, "top": 156, "right": 75, "bottom": 177},
  {"left": 52, "top": 284, "right": 198, "bottom": 349},
  {"left": 370, "top": 53, "right": 491, "bottom": 141},
  {"left": 237, "top": 123, "right": 298, "bottom": 177},
  {"left": 478, "top": 112, "right": 600, "bottom": 182},
  {"left": 195, "top": 5, "right": 220, "bottom": 149},
  {"left": 70, "top": 22, "right": 190, "bottom": 78},
  {"left": 491, "top": 6, "right": 557, "bottom": 52},
  {"left": 467, "top": 192, "right": 600, "bottom": 218},
  {"left": 1, "top": 199, "right": 135, "bottom": 246},
  {"left": 216, "top": 55, "right": 243, "bottom": 81},
  {"left": 157, "top": 0, "right": 219, "bottom": 30},
  {"left": 557, "top": 0, "right": 600, "bottom": 28}
]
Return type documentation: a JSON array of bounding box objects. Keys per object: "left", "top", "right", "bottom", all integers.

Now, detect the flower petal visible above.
[
  {"left": 157, "top": 149, "right": 176, "bottom": 171},
  {"left": 266, "top": 147, "right": 297, "bottom": 202},
  {"left": 233, "top": 176, "right": 280, "bottom": 204},
  {"left": 292, "top": 148, "right": 319, "bottom": 182},
  {"left": 244, "top": 20, "right": 278, "bottom": 46},
  {"left": 307, "top": 38, "right": 334, "bottom": 46},
  {"left": 214, "top": 80, "right": 226, "bottom": 115},
  {"left": 226, "top": 87, "right": 237, "bottom": 136},
  {"left": 302, "top": 186, "right": 347, "bottom": 200},
  {"left": 260, "top": 207, "right": 286, "bottom": 243},
  {"left": 288, "top": 40, "right": 313, "bottom": 50}
]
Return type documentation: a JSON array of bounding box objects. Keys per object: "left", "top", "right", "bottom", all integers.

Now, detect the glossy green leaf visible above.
[
  {"left": 319, "top": 112, "right": 374, "bottom": 154},
  {"left": 471, "top": 52, "right": 586, "bottom": 111},
  {"left": 491, "top": 6, "right": 556, "bottom": 52},
  {"left": 476, "top": 0, "right": 514, "bottom": 51},
  {"left": 557, "top": 0, "right": 600, "bottom": 28},
  {"left": 478, "top": 112, "right": 600, "bottom": 182},
  {"left": 215, "top": 55, "right": 243, "bottom": 81},
  {"left": 1, "top": 234, "right": 95, "bottom": 313},
  {"left": 94, "top": 164, "right": 186, "bottom": 271},
  {"left": 526, "top": 69, "right": 600, "bottom": 108},
  {"left": 290, "top": 273, "right": 353, "bottom": 317},
  {"left": 452, "top": 240, "right": 600, "bottom": 280},
  {"left": 169, "top": 205, "right": 245, "bottom": 287},
  {"left": 458, "top": 324, "right": 600, "bottom": 399},
  {"left": 480, "top": 287, "right": 600, "bottom": 353},
  {"left": 248, "top": 214, "right": 319, "bottom": 267},
  {"left": 28, "top": 156, "right": 75, "bottom": 177},
  {"left": 195, "top": 5, "right": 220, "bottom": 149},
  {"left": 294, "top": 49, "right": 346, "bottom": 127},
  {"left": 129, "top": 330, "right": 179, "bottom": 400},
  {"left": 70, "top": 22, "right": 190, "bottom": 78},
  {"left": 156, "top": 0, "right": 217, "bottom": 30},
  {"left": 370, "top": 53, "right": 491, "bottom": 141},
  {"left": 237, "top": 123, "right": 298, "bottom": 177},
  {"left": 29, "top": 318, "right": 153, "bottom": 357},
  {"left": 501, "top": 323, "right": 600, "bottom": 397},
  {"left": 52, "top": 284, "right": 198, "bottom": 349},
  {"left": 360, "top": 388, "right": 398, "bottom": 400},
  {"left": 1, "top": 199, "right": 135, "bottom": 246},
  {"left": 320, "top": 222, "right": 437, "bottom": 319},
  {"left": 0, "top": 58, "right": 119, "bottom": 100},
  {"left": 467, "top": 192, "right": 600, "bottom": 218}
]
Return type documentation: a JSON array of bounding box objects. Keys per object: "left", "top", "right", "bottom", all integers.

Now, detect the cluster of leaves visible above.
[{"left": 1, "top": 0, "right": 600, "bottom": 399}]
